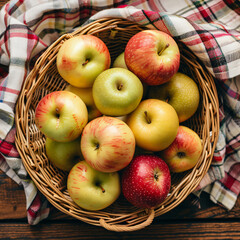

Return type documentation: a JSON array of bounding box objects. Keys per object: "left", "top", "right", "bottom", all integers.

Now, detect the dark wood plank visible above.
[
  {"left": 48, "top": 192, "right": 240, "bottom": 221},
  {"left": 1, "top": 168, "right": 240, "bottom": 221},
  {"left": 0, "top": 170, "right": 27, "bottom": 220},
  {"left": 163, "top": 192, "right": 240, "bottom": 219},
  {"left": 0, "top": 0, "right": 6, "bottom": 8},
  {"left": 0, "top": 220, "right": 240, "bottom": 239}
]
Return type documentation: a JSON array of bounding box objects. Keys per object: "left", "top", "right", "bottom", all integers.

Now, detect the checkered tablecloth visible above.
[{"left": 0, "top": 0, "right": 239, "bottom": 224}]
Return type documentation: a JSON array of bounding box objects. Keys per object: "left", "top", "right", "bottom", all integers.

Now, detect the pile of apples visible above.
[{"left": 35, "top": 30, "right": 203, "bottom": 211}]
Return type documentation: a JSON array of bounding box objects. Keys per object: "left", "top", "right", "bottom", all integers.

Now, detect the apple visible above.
[
  {"left": 159, "top": 126, "right": 203, "bottom": 173},
  {"left": 127, "top": 99, "right": 179, "bottom": 152},
  {"left": 35, "top": 91, "right": 88, "bottom": 142},
  {"left": 64, "top": 85, "right": 102, "bottom": 121},
  {"left": 125, "top": 30, "right": 180, "bottom": 85},
  {"left": 114, "top": 115, "right": 128, "bottom": 123},
  {"left": 121, "top": 154, "right": 171, "bottom": 209},
  {"left": 81, "top": 116, "right": 135, "bottom": 172},
  {"left": 92, "top": 68, "right": 143, "bottom": 116},
  {"left": 112, "top": 52, "right": 128, "bottom": 69},
  {"left": 57, "top": 35, "right": 111, "bottom": 88},
  {"left": 148, "top": 72, "right": 200, "bottom": 122},
  {"left": 67, "top": 161, "right": 120, "bottom": 211},
  {"left": 45, "top": 137, "right": 82, "bottom": 171}
]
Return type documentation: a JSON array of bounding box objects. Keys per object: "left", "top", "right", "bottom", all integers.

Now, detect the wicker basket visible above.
[{"left": 15, "top": 18, "right": 219, "bottom": 232}]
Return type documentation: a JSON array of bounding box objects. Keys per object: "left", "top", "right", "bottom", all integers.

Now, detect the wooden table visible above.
[{"left": 1, "top": 1, "right": 240, "bottom": 239}]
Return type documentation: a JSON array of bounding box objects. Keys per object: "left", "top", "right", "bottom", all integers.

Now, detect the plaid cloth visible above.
[{"left": 0, "top": 0, "right": 239, "bottom": 224}]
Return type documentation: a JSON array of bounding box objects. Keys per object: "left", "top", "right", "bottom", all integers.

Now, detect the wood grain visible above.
[
  {"left": 0, "top": 171, "right": 26, "bottom": 220},
  {"left": 1, "top": 168, "right": 240, "bottom": 221},
  {"left": 0, "top": 0, "right": 6, "bottom": 8},
  {"left": 0, "top": 221, "right": 240, "bottom": 239}
]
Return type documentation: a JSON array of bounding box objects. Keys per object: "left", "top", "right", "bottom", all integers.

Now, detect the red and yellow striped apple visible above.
[
  {"left": 127, "top": 99, "right": 179, "bottom": 152},
  {"left": 67, "top": 161, "right": 120, "bottom": 211},
  {"left": 57, "top": 35, "right": 111, "bottom": 88},
  {"left": 35, "top": 91, "right": 88, "bottom": 142},
  {"left": 159, "top": 126, "right": 202, "bottom": 173},
  {"left": 125, "top": 30, "right": 180, "bottom": 85},
  {"left": 81, "top": 116, "right": 135, "bottom": 172}
]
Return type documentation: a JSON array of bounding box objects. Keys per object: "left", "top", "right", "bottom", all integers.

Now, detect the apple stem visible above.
[
  {"left": 100, "top": 185, "right": 105, "bottom": 193},
  {"left": 177, "top": 152, "right": 186, "bottom": 158},
  {"left": 55, "top": 107, "right": 60, "bottom": 118},
  {"left": 117, "top": 83, "right": 123, "bottom": 91},
  {"left": 82, "top": 58, "right": 89, "bottom": 66},
  {"left": 95, "top": 143, "right": 100, "bottom": 150},
  {"left": 144, "top": 111, "right": 151, "bottom": 124},
  {"left": 158, "top": 43, "right": 169, "bottom": 56}
]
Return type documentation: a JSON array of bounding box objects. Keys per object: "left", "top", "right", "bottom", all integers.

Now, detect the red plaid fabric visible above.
[{"left": 0, "top": 0, "right": 240, "bottom": 224}]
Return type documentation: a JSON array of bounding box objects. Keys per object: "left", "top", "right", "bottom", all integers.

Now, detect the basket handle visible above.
[{"left": 99, "top": 209, "right": 155, "bottom": 232}]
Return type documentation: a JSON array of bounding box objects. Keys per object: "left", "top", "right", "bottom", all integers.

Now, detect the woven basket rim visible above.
[{"left": 15, "top": 17, "right": 219, "bottom": 232}]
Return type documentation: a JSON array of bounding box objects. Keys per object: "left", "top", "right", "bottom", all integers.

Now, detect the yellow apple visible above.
[
  {"left": 127, "top": 99, "right": 179, "bottom": 152},
  {"left": 64, "top": 85, "right": 102, "bottom": 121},
  {"left": 112, "top": 52, "right": 128, "bottom": 69}
]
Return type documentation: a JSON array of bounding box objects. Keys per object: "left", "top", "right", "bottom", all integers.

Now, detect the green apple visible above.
[
  {"left": 92, "top": 68, "right": 143, "bottom": 116},
  {"left": 127, "top": 99, "right": 179, "bottom": 152},
  {"left": 159, "top": 126, "right": 203, "bottom": 173},
  {"left": 112, "top": 52, "right": 149, "bottom": 100},
  {"left": 64, "top": 85, "right": 102, "bottom": 121},
  {"left": 35, "top": 91, "right": 88, "bottom": 142},
  {"left": 45, "top": 137, "right": 82, "bottom": 171},
  {"left": 67, "top": 161, "right": 120, "bottom": 211},
  {"left": 148, "top": 72, "right": 200, "bottom": 122},
  {"left": 57, "top": 35, "right": 111, "bottom": 88},
  {"left": 112, "top": 52, "right": 128, "bottom": 69}
]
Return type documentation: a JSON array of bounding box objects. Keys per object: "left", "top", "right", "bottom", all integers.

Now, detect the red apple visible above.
[
  {"left": 159, "top": 126, "right": 203, "bottom": 173},
  {"left": 81, "top": 116, "right": 135, "bottom": 172},
  {"left": 35, "top": 91, "right": 88, "bottom": 142},
  {"left": 57, "top": 35, "right": 111, "bottom": 88},
  {"left": 125, "top": 30, "right": 180, "bottom": 85},
  {"left": 121, "top": 155, "right": 171, "bottom": 209}
]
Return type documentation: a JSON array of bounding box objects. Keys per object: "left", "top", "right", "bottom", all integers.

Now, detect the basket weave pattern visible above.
[{"left": 15, "top": 18, "right": 219, "bottom": 232}]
